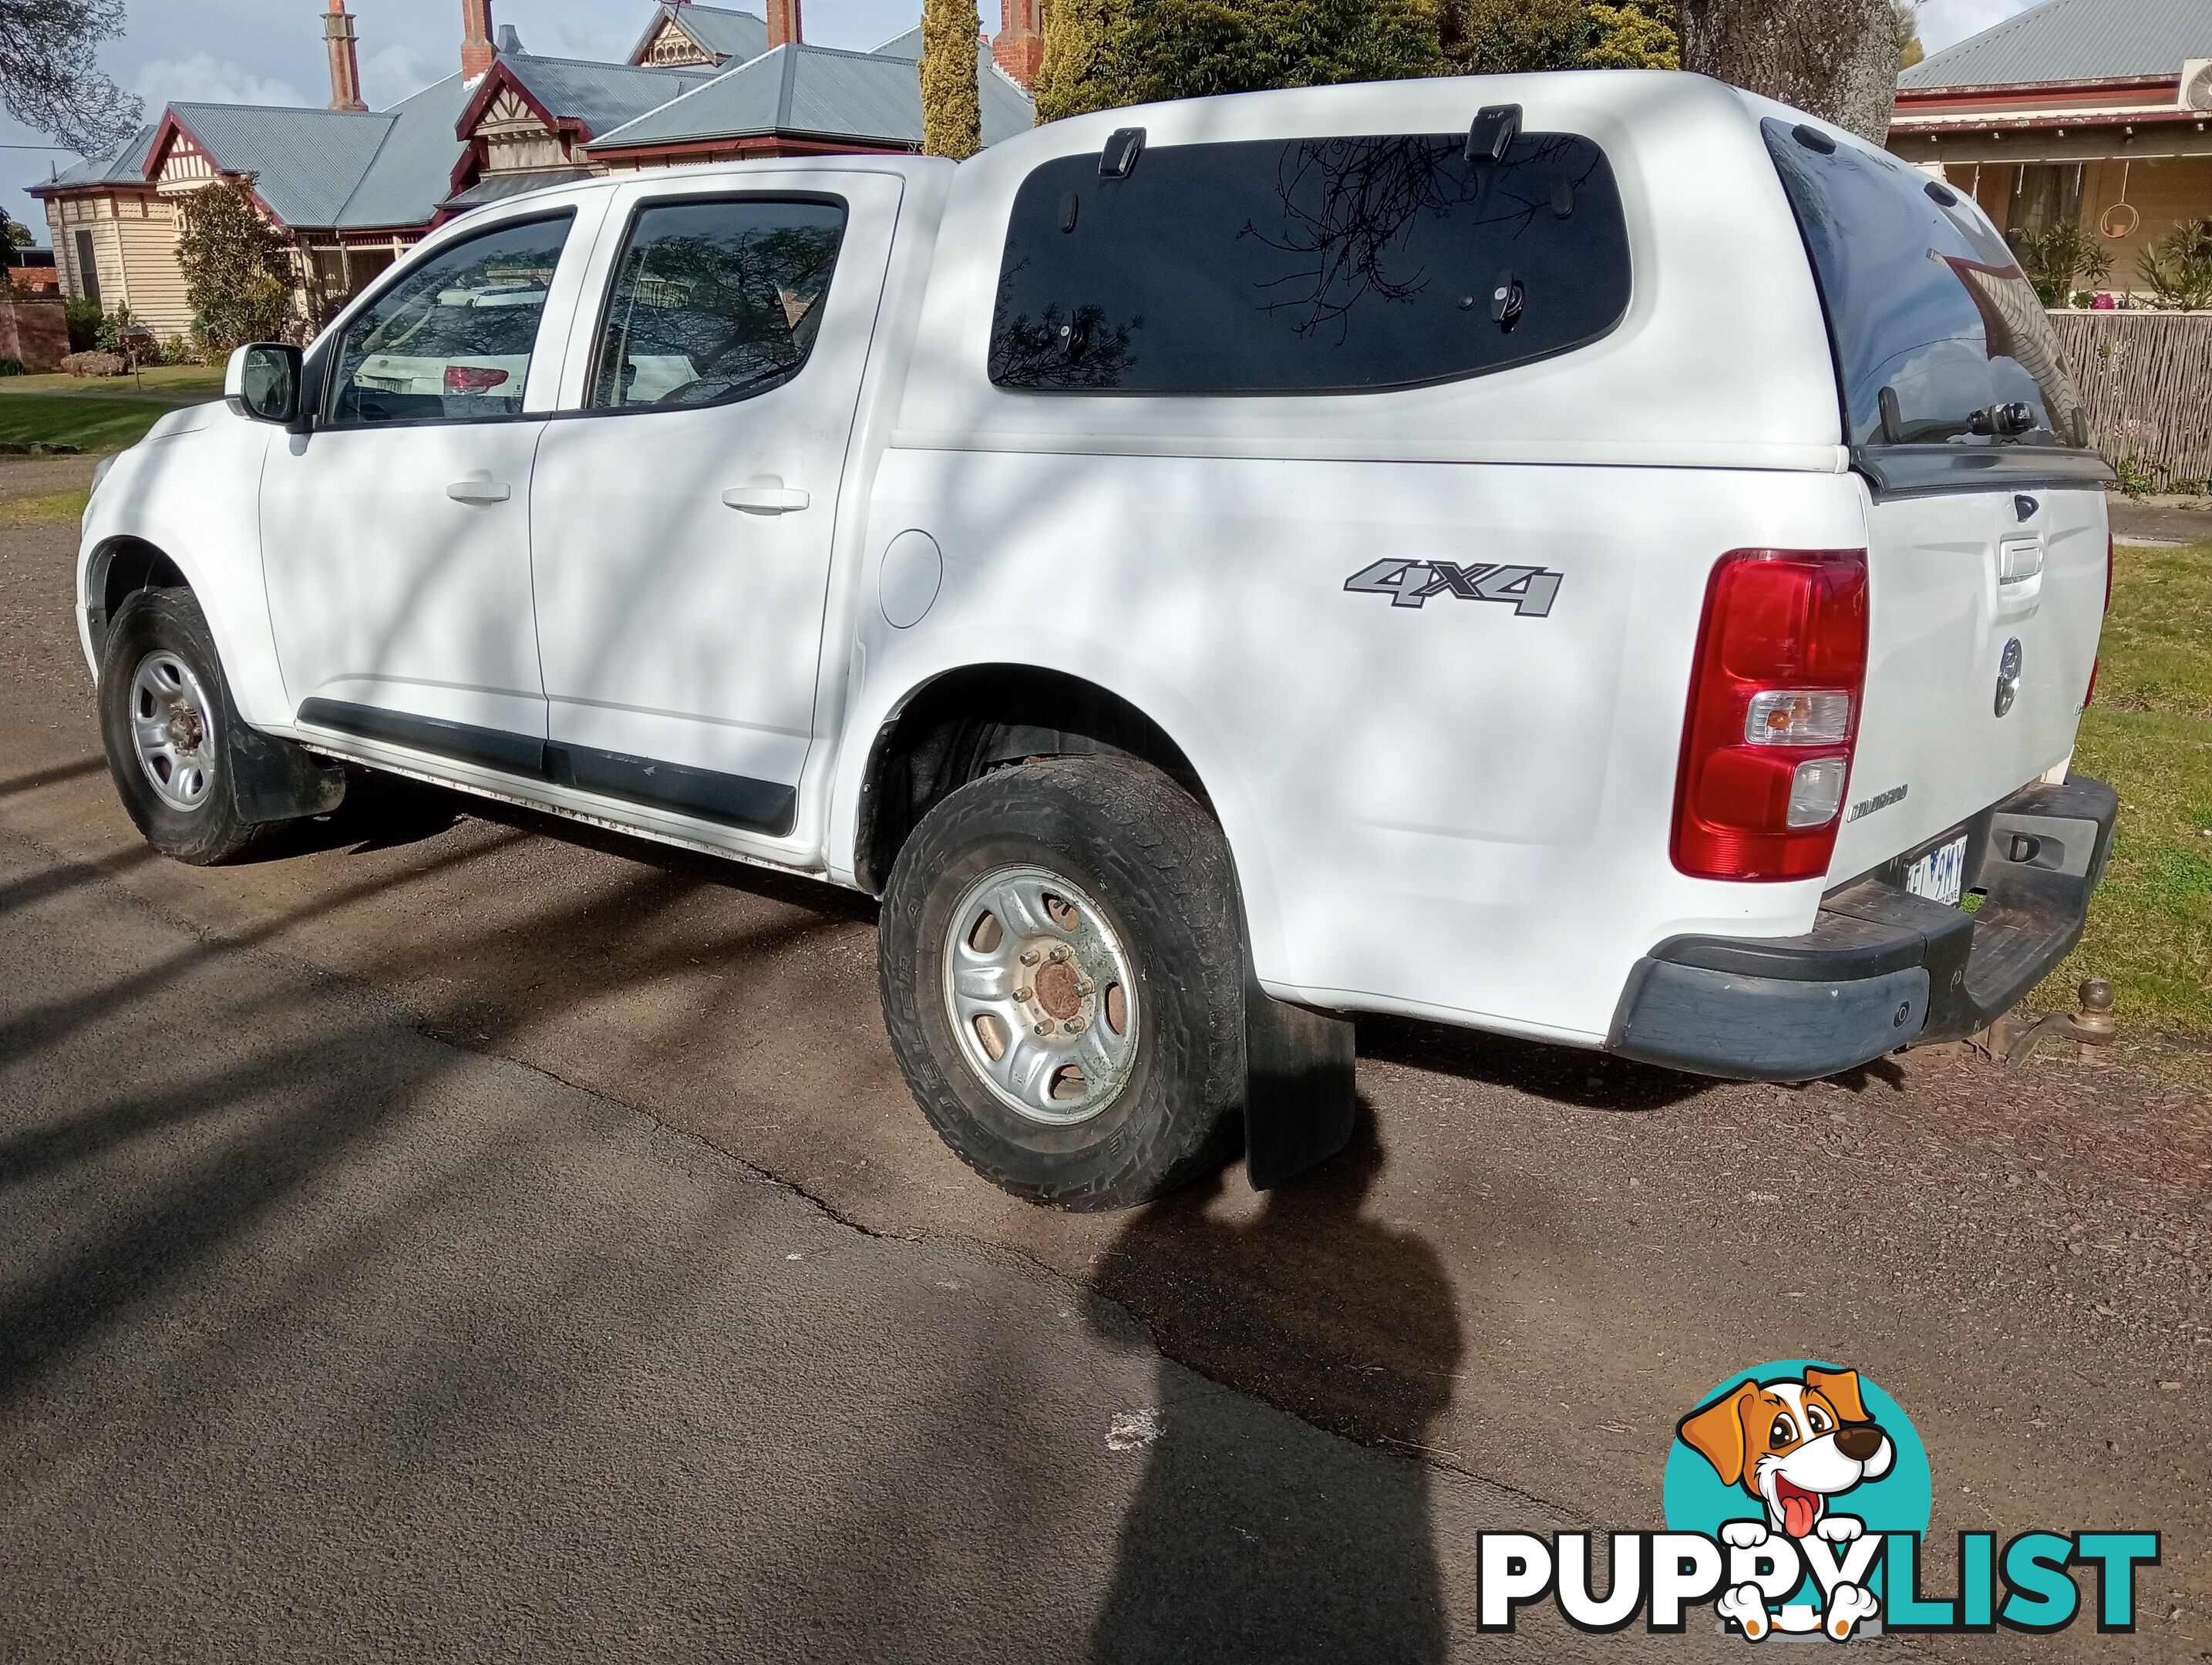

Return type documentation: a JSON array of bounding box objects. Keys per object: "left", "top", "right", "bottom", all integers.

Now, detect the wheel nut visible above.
[
  {"left": 1015, "top": 987, "right": 1032, "bottom": 1003},
  {"left": 1048, "top": 946, "right": 1068, "bottom": 963},
  {"left": 1033, "top": 1021, "right": 1052, "bottom": 1037},
  {"left": 1019, "top": 950, "right": 1040, "bottom": 967},
  {"left": 1064, "top": 1018, "right": 1086, "bottom": 1034},
  {"left": 1073, "top": 978, "right": 1093, "bottom": 997}
]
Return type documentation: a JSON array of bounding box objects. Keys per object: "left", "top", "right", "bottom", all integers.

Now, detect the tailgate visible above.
[{"left": 1830, "top": 485, "right": 2105, "bottom": 880}]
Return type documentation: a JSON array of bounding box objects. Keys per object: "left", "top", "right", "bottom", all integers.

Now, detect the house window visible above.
[{"left": 73, "top": 229, "right": 99, "bottom": 304}]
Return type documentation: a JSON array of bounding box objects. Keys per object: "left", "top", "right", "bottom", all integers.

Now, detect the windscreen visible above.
[{"left": 1762, "top": 119, "right": 2092, "bottom": 453}]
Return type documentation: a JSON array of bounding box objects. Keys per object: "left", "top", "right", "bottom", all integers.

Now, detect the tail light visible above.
[
  {"left": 444, "top": 364, "right": 510, "bottom": 394},
  {"left": 1672, "top": 548, "right": 1870, "bottom": 881}
]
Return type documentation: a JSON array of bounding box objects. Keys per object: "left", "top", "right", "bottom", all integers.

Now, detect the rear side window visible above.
[
  {"left": 1761, "top": 119, "right": 2091, "bottom": 452},
  {"left": 588, "top": 197, "right": 846, "bottom": 411},
  {"left": 989, "top": 130, "right": 1631, "bottom": 395}
]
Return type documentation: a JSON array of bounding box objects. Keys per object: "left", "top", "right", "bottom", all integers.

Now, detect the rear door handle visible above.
[
  {"left": 722, "top": 484, "right": 810, "bottom": 514},
  {"left": 446, "top": 479, "right": 512, "bottom": 505}
]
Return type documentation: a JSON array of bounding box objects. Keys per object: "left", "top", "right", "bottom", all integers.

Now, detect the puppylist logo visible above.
[{"left": 1477, "top": 1360, "right": 2160, "bottom": 1641}]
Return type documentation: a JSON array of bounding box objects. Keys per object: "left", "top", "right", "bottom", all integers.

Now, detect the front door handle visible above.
[
  {"left": 446, "top": 478, "right": 512, "bottom": 505},
  {"left": 722, "top": 484, "right": 810, "bottom": 515}
]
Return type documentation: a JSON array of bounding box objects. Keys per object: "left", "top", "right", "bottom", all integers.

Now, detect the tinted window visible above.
[
  {"left": 588, "top": 197, "right": 847, "bottom": 411},
  {"left": 990, "top": 131, "right": 1630, "bottom": 395},
  {"left": 1762, "top": 120, "right": 2090, "bottom": 452},
  {"left": 327, "top": 214, "right": 573, "bottom": 427}
]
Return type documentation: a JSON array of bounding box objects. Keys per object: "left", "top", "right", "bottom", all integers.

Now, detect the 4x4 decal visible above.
[{"left": 1344, "top": 560, "right": 1564, "bottom": 617}]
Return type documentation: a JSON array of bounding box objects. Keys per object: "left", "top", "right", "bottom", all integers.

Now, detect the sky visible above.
[{"left": 1, "top": 0, "right": 2039, "bottom": 250}]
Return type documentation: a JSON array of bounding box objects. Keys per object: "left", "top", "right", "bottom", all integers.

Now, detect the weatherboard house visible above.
[
  {"left": 1889, "top": 0, "right": 2212, "bottom": 284},
  {"left": 29, "top": 0, "right": 1035, "bottom": 337}
]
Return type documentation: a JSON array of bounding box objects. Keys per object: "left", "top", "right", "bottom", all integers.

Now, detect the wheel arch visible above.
[
  {"left": 84, "top": 535, "right": 190, "bottom": 667},
  {"left": 848, "top": 663, "right": 1214, "bottom": 896}
]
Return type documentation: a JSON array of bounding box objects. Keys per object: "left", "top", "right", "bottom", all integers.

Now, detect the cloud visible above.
[
  {"left": 1916, "top": 0, "right": 2039, "bottom": 57},
  {"left": 359, "top": 44, "right": 439, "bottom": 109},
  {"left": 132, "top": 52, "right": 307, "bottom": 110}
]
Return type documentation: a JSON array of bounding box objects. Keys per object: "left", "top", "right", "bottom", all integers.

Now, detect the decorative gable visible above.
[
  {"left": 472, "top": 86, "right": 569, "bottom": 173},
  {"left": 149, "top": 123, "right": 222, "bottom": 197},
  {"left": 643, "top": 17, "right": 717, "bottom": 67}
]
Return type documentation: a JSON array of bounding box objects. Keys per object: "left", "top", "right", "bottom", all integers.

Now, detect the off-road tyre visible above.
[
  {"left": 99, "top": 587, "right": 271, "bottom": 866},
  {"left": 878, "top": 755, "right": 1247, "bottom": 1211}
]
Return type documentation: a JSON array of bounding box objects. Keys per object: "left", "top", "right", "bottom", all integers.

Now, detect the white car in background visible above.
[{"left": 75, "top": 72, "right": 2117, "bottom": 1209}]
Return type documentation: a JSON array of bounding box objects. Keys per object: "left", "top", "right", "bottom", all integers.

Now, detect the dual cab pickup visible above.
[{"left": 79, "top": 71, "right": 2116, "bottom": 1209}]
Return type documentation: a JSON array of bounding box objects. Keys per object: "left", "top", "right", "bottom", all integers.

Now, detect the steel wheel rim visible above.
[
  {"left": 128, "top": 650, "right": 217, "bottom": 812},
  {"left": 940, "top": 863, "right": 1140, "bottom": 1126}
]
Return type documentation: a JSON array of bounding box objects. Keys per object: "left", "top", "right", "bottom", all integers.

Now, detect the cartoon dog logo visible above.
[{"left": 1677, "top": 1365, "right": 1897, "bottom": 1640}]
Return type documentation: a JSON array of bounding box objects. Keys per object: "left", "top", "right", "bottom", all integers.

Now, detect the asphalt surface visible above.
[
  {"left": 1, "top": 824, "right": 1826, "bottom": 1663},
  {"left": 2, "top": 462, "right": 2206, "bottom": 1660}
]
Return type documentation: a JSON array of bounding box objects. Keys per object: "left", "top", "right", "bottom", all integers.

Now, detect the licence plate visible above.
[{"left": 1904, "top": 834, "right": 1968, "bottom": 908}]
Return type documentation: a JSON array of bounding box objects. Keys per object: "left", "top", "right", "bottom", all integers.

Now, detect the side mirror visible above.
[{"left": 225, "top": 342, "right": 303, "bottom": 426}]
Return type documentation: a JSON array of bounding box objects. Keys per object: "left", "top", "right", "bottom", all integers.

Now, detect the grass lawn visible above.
[
  {"left": 2, "top": 365, "right": 224, "bottom": 400},
  {"left": 2049, "top": 539, "right": 2212, "bottom": 1048},
  {"left": 0, "top": 365, "right": 224, "bottom": 454}
]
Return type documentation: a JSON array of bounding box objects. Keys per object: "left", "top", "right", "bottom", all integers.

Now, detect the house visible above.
[
  {"left": 30, "top": 0, "right": 1036, "bottom": 338},
  {"left": 1890, "top": 0, "right": 2212, "bottom": 287}
]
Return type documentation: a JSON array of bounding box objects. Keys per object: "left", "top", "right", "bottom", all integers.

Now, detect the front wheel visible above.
[
  {"left": 877, "top": 755, "right": 1247, "bottom": 1211},
  {"left": 99, "top": 587, "right": 270, "bottom": 866}
]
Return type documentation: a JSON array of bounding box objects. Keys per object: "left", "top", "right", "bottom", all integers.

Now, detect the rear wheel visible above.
[
  {"left": 99, "top": 588, "right": 269, "bottom": 866},
  {"left": 878, "top": 755, "right": 1247, "bottom": 1211}
]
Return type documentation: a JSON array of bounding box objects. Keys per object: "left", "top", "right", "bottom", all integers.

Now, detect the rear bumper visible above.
[{"left": 1608, "top": 775, "right": 2118, "bottom": 1081}]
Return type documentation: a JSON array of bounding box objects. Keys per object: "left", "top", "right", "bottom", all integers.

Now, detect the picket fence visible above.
[{"left": 2046, "top": 310, "right": 2212, "bottom": 489}]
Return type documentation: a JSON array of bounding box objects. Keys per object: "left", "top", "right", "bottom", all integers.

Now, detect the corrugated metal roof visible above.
[
  {"left": 625, "top": 3, "right": 769, "bottom": 67},
  {"left": 166, "top": 103, "right": 396, "bottom": 226},
  {"left": 329, "top": 72, "right": 472, "bottom": 230},
  {"left": 672, "top": 4, "right": 770, "bottom": 62},
  {"left": 1901, "top": 0, "right": 2212, "bottom": 89},
  {"left": 35, "top": 125, "right": 157, "bottom": 193},
  {"left": 869, "top": 25, "right": 924, "bottom": 62},
  {"left": 589, "top": 40, "right": 1033, "bottom": 152},
  {"left": 503, "top": 52, "right": 718, "bottom": 137},
  {"left": 443, "top": 166, "right": 594, "bottom": 209}
]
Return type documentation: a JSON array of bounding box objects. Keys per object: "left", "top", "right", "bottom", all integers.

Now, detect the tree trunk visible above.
[
  {"left": 1681, "top": 0, "right": 1899, "bottom": 145},
  {"left": 921, "top": 0, "right": 983, "bottom": 160}
]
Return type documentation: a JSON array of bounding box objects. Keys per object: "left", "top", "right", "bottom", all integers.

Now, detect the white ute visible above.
[{"left": 79, "top": 72, "right": 2119, "bottom": 1209}]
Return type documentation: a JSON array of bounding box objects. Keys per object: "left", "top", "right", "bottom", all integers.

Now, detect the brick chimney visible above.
[
  {"left": 992, "top": 0, "right": 1043, "bottom": 88},
  {"left": 325, "top": 0, "right": 368, "bottom": 110},
  {"left": 462, "top": 0, "right": 497, "bottom": 80},
  {"left": 767, "top": 0, "right": 802, "bottom": 50}
]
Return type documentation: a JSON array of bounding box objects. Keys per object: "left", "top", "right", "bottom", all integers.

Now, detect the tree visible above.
[
  {"left": 921, "top": 0, "right": 982, "bottom": 160},
  {"left": 1585, "top": 3, "right": 1678, "bottom": 69},
  {"left": 2014, "top": 220, "right": 2112, "bottom": 307},
  {"left": 174, "top": 177, "right": 297, "bottom": 356},
  {"left": 0, "top": 214, "right": 32, "bottom": 267},
  {"left": 2136, "top": 219, "right": 2212, "bottom": 312},
  {"left": 0, "top": 0, "right": 140, "bottom": 156},
  {"left": 1894, "top": 0, "right": 1923, "bottom": 70},
  {"left": 1035, "top": 0, "right": 1443, "bottom": 123},
  {"left": 1678, "top": 0, "right": 1900, "bottom": 143}
]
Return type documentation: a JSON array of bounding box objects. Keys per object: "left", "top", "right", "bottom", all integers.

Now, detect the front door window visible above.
[{"left": 325, "top": 213, "right": 574, "bottom": 426}]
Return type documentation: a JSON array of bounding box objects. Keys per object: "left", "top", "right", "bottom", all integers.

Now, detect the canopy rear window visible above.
[
  {"left": 1762, "top": 119, "right": 2092, "bottom": 456},
  {"left": 989, "top": 129, "right": 1631, "bottom": 396}
]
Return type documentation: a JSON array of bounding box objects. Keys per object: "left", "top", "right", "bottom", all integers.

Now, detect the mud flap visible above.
[
  {"left": 228, "top": 722, "right": 346, "bottom": 826},
  {"left": 1241, "top": 958, "right": 1357, "bottom": 1190}
]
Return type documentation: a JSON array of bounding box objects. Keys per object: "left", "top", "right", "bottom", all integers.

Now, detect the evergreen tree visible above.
[
  {"left": 1037, "top": 0, "right": 1443, "bottom": 123},
  {"left": 1440, "top": 0, "right": 1676, "bottom": 74},
  {"left": 174, "top": 177, "right": 296, "bottom": 356},
  {"left": 921, "top": 0, "right": 984, "bottom": 159}
]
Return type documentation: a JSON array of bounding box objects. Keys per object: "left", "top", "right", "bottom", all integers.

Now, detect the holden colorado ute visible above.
[{"left": 77, "top": 72, "right": 2118, "bottom": 1209}]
